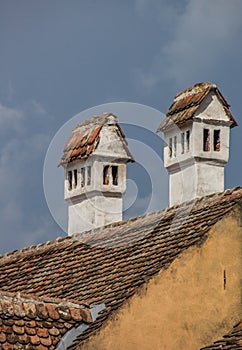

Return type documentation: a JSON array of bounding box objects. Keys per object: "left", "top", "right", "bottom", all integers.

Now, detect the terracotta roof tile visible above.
[
  {"left": 157, "top": 82, "right": 238, "bottom": 131},
  {"left": 200, "top": 322, "right": 242, "bottom": 349},
  {"left": 0, "top": 187, "right": 241, "bottom": 348},
  {"left": 59, "top": 113, "right": 134, "bottom": 166},
  {"left": 0, "top": 291, "right": 93, "bottom": 349}
]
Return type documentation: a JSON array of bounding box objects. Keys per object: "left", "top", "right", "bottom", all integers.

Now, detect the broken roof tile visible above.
[
  {"left": 157, "top": 82, "right": 238, "bottom": 131},
  {"left": 58, "top": 113, "right": 134, "bottom": 166}
]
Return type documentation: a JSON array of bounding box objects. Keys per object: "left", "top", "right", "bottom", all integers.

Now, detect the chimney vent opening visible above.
[
  {"left": 214, "top": 130, "right": 221, "bottom": 152},
  {"left": 186, "top": 130, "right": 190, "bottom": 152},
  {"left": 203, "top": 129, "right": 210, "bottom": 152},
  {"left": 68, "top": 171, "right": 72, "bottom": 191},
  {"left": 169, "top": 138, "right": 173, "bottom": 158},
  {"left": 112, "top": 166, "right": 118, "bottom": 186},
  {"left": 81, "top": 167, "right": 85, "bottom": 188}
]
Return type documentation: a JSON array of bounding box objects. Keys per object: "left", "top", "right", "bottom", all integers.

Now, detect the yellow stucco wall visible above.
[{"left": 80, "top": 208, "right": 242, "bottom": 350}]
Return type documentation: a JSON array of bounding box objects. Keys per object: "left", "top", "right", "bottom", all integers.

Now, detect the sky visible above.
[{"left": 0, "top": 0, "right": 242, "bottom": 254}]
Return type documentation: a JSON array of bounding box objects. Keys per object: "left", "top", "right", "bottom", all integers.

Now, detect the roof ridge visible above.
[
  {"left": 173, "top": 186, "right": 242, "bottom": 208},
  {"left": 0, "top": 289, "right": 91, "bottom": 309},
  {"left": 73, "top": 112, "right": 118, "bottom": 130},
  {"left": 0, "top": 186, "right": 241, "bottom": 260},
  {"left": 174, "top": 81, "right": 216, "bottom": 100},
  {"left": 0, "top": 235, "right": 74, "bottom": 260},
  {"left": 82, "top": 186, "right": 242, "bottom": 230}
]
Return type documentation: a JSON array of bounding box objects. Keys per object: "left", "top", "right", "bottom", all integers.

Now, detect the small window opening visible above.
[
  {"left": 68, "top": 171, "right": 72, "bottom": 191},
  {"left": 214, "top": 130, "right": 220, "bottom": 152},
  {"left": 186, "top": 130, "right": 190, "bottom": 152},
  {"left": 181, "top": 133, "right": 185, "bottom": 154},
  {"left": 174, "top": 136, "right": 177, "bottom": 157},
  {"left": 103, "top": 165, "right": 109, "bottom": 185},
  {"left": 112, "top": 166, "right": 118, "bottom": 186},
  {"left": 203, "top": 129, "right": 210, "bottom": 151},
  {"left": 169, "top": 138, "right": 172, "bottom": 158},
  {"left": 73, "top": 169, "right": 78, "bottom": 188},
  {"left": 81, "top": 167, "right": 85, "bottom": 188},
  {"left": 87, "top": 166, "right": 91, "bottom": 185}
]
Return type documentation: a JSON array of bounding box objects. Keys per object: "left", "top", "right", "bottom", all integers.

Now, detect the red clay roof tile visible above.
[
  {"left": 0, "top": 187, "right": 241, "bottom": 348},
  {"left": 0, "top": 291, "right": 93, "bottom": 349},
  {"left": 157, "top": 82, "right": 238, "bottom": 131},
  {"left": 59, "top": 113, "right": 133, "bottom": 166},
  {"left": 87, "top": 125, "right": 102, "bottom": 145}
]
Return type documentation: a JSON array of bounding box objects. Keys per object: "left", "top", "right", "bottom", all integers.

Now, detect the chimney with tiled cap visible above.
[
  {"left": 157, "top": 82, "right": 238, "bottom": 206},
  {"left": 59, "top": 113, "right": 134, "bottom": 235}
]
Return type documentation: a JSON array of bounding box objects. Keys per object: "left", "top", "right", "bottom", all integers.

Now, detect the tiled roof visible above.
[
  {"left": 0, "top": 290, "right": 92, "bottom": 349},
  {"left": 157, "top": 82, "right": 238, "bottom": 131},
  {"left": 0, "top": 187, "right": 241, "bottom": 349},
  {"left": 59, "top": 112, "right": 134, "bottom": 166},
  {"left": 200, "top": 322, "right": 242, "bottom": 349}
]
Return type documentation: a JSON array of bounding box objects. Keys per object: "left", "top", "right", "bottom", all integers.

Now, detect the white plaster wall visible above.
[
  {"left": 169, "top": 162, "right": 224, "bottom": 206},
  {"left": 68, "top": 195, "right": 122, "bottom": 235},
  {"left": 94, "top": 195, "right": 122, "bottom": 227},
  {"left": 93, "top": 124, "right": 132, "bottom": 161},
  {"left": 195, "top": 92, "right": 230, "bottom": 121},
  {"left": 196, "top": 162, "right": 224, "bottom": 197},
  {"left": 169, "top": 165, "right": 196, "bottom": 206}
]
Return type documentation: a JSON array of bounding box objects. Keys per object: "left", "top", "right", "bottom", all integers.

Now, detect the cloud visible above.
[
  {"left": 0, "top": 99, "right": 48, "bottom": 135},
  {"left": 137, "top": 0, "right": 242, "bottom": 89},
  {"left": 0, "top": 103, "right": 24, "bottom": 131},
  {"left": 31, "top": 99, "right": 47, "bottom": 115}
]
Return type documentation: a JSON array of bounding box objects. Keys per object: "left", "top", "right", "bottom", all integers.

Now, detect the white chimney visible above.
[
  {"left": 59, "top": 113, "right": 134, "bottom": 235},
  {"left": 157, "top": 82, "right": 238, "bottom": 206}
]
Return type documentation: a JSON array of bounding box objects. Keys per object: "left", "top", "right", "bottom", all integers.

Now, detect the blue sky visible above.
[{"left": 0, "top": 0, "right": 242, "bottom": 253}]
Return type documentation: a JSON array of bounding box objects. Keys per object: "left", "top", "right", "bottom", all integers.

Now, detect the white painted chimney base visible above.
[
  {"left": 68, "top": 194, "right": 122, "bottom": 235},
  {"left": 169, "top": 161, "right": 225, "bottom": 206}
]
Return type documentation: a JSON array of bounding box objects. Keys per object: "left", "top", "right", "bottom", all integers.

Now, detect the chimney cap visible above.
[
  {"left": 157, "top": 81, "right": 238, "bottom": 132},
  {"left": 58, "top": 112, "right": 133, "bottom": 166}
]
